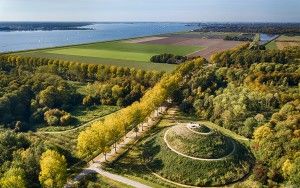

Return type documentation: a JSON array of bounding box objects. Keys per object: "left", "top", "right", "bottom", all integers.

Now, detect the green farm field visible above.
[
  {"left": 17, "top": 40, "right": 204, "bottom": 72},
  {"left": 265, "top": 40, "right": 278, "bottom": 50}
]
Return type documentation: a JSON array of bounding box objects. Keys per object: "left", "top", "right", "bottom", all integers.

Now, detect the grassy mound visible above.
[
  {"left": 146, "top": 129, "right": 253, "bottom": 186},
  {"left": 166, "top": 125, "right": 233, "bottom": 159},
  {"left": 107, "top": 109, "right": 253, "bottom": 187},
  {"left": 191, "top": 124, "right": 211, "bottom": 133}
]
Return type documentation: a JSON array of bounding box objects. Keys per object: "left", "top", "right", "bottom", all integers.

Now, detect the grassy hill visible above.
[
  {"left": 147, "top": 127, "right": 252, "bottom": 186},
  {"left": 108, "top": 108, "right": 254, "bottom": 187},
  {"left": 165, "top": 124, "right": 234, "bottom": 159}
]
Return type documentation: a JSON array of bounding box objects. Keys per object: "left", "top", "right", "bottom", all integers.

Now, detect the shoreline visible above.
[{"left": 1, "top": 30, "right": 194, "bottom": 54}]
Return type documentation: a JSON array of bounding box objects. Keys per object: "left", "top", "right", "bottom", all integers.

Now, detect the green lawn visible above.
[
  {"left": 76, "top": 41, "right": 201, "bottom": 55},
  {"left": 266, "top": 40, "right": 278, "bottom": 50},
  {"left": 17, "top": 40, "right": 204, "bottom": 72},
  {"left": 47, "top": 48, "right": 156, "bottom": 62}
]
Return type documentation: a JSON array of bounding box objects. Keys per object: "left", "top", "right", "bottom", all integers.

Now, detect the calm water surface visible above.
[
  {"left": 260, "top": 33, "right": 278, "bottom": 45},
  {"left": 0, "top": 23, "right": 199, "bottom": 52}
]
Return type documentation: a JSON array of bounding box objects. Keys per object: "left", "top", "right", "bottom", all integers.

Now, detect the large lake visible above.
[{"left": 0, "top": 23, "right": 199, "bottom": 52}]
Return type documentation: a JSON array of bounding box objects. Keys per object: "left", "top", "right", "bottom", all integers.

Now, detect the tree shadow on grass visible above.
[
  {"left": 107, "top": 137, "right": 163, "bottom": 176},
  {"left": 141, "top": 138, "right": 163, "bottom": 171}
]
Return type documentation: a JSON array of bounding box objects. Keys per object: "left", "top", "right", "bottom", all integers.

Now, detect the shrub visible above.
[
  {"left": 46, "top": 116, "right": 60, "bottom": 126},
  {"left": 82, "top": 95, "right": 94, "bottom": 106},
  {"left": 60, "top": 114, "right": 73, "bottom": 126},
  {"left": 44, "top": 109, "right": 74, "bottom": 126}
]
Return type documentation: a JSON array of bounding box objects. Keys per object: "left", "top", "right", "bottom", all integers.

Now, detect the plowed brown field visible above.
[{"left": 136, "top": 36, "right": 244, "bottom": 59}]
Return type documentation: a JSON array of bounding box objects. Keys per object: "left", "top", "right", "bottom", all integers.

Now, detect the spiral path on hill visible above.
[{"left": 163, "top": 124, "right": 236, "bottom": 161}]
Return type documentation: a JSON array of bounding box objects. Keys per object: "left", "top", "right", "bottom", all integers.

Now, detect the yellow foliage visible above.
[
  {"left": 253, "top": 125, "right": 272, "bottom": 141},
  {"left": 0, "top": 168, "right": 26, "bottom": 188},
  {"left": 39, "top": 150, "right": 67, "bottom": 188},
  {"left": 282, "top": 159, "right": 294, "bottom": 178},
  {"left": 76, "top": 59, "right": 207, "bottom": 157}
]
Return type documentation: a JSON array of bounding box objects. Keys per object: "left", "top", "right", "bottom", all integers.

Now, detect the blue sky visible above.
[{"left": 0, "top": 0, "right": 299, "bottom": 22}]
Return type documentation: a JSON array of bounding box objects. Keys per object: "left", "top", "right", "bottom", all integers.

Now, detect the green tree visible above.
[{"left": 38, "top": 86, "right": 58, "bottom": 108}]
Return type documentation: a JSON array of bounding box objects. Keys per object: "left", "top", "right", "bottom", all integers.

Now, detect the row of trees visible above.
[
  {"left": 224, "top": 35, "right": 254, "bottom": 41},
  {"left": 1, "top": 55, "right": 163, "bottom": 84},
  {"left": 76, "top": 58, "right": 205, "bottom": 157},
  {"left": 194, "top": 23, "right": 300, "bottom": 34}
]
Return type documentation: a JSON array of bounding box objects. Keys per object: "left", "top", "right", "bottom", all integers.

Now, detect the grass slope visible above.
[
  {"left": 201, "top": 121, "right": 251, "bottom": 146},
  {"left": 108, "top": 108, "right": 253, "bottom": 187},
  {"left": 146, "top": 129, "right": 252, "bottom": 187},
  {"left": 165, "top": 125, "right": 234, "bottom": 159}
]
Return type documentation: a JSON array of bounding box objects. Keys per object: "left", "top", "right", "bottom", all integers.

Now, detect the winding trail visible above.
[
  {"left": 89, "top": 164, "right": 151, "bottom": 188},
  {"left": 186, "top": 123, "right": 214, "bottom": 136},
  {"left": 150, "top": 170, "right": 215, "bottom": 188},
  {"left": 163, "top": 125, "right": 236, "bottom": 161}
]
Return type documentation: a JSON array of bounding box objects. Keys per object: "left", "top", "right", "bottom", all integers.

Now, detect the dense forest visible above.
[
  {"left": 0, "top": 43, "right": 299, "bottom": 187},
  {"left": 0, "top": 22, "right": 93, "bottom": 31},
  {"left": 171, "top": 45, "right": 300, "bottom": 187},
  {"left": 77, "top": 44, "right": 300, "bottom": 186},
  {"left": 0, "top": 55, "right": 164, "bottom": 187},
  {"left": 195, "top": 23, "right": 300, "bottom": 34},
  {"left": 0, "top": 55, "right": 162, "bottom": 131},
  {"left": 224, "top": 33, "right": 255, "bottom": 41}
]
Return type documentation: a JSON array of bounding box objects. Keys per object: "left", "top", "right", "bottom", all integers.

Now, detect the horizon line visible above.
[{"left": 0, "top": 21, "right": 300, "bottom": 24}]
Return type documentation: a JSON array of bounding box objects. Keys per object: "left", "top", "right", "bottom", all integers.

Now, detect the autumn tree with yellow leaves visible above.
[{"left": 39, "top": 150, "right": 67, "bottom": 188}]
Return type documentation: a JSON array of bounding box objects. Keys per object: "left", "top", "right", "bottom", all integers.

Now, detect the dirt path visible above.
[
  {"left": 186, "top": 123, "right": 214, "bottom": 136},
  {"left": 89, "top": 164, "right": 151, "bottom": 188},
  {"left": 164, "top": 125, "right": 236, "bottom": 161},
  {"left": 65, "top": 106, "right": 168, "bottom": 188}
]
